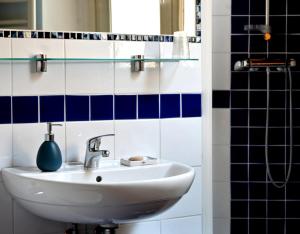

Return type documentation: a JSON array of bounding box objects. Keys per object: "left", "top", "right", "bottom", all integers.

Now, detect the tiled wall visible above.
[
  {"left": 211, "top": 1, "right": 231, "bottom": 234},
  {"left": 213, "top": 0, "right": 300, "bottom": 234},
  {"left": 0, "top": 35, "right": 202, "bottom": 234},
  {"left": 231, "top": 0, "right": 300, "bottom": 233}
]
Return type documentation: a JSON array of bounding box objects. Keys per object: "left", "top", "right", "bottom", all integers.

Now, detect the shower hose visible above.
[{"left": 265, "top": 67, "right": 293, "bottom": 189}]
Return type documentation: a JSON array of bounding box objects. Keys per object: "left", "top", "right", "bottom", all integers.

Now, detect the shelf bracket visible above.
[
  {"left": 35, "top": 53, "right": 47, "bottom": 72},
  {"left": 131, "top": 55, "right": 144, "bottom": 72}
]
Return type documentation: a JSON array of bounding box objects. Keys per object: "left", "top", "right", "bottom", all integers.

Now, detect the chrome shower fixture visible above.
[
  {"left": 244, "top": 0, "right": 271, "bottom": 40},
  {"left": 244, "top": 24, "right": 271, "bottom": 34},
  {"left": 234, "top": 58, "right": 296, "bottom": 71}
]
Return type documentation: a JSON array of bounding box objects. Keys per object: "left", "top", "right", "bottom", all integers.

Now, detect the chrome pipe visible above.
[
  {"left": 266, "top": 0, "right": 270, "bottom": 27},
  {"left": 234, "top": 58, "right": 296, "bottom": 71}
]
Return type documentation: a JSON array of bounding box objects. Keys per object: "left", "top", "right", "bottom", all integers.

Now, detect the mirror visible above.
[{"left": 0, "top": 0, "right": 197, "bottom": 36}]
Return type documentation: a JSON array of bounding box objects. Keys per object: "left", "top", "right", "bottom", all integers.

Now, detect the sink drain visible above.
[{"left": 96, "top": 176, "right": 102, "bottom": 182}]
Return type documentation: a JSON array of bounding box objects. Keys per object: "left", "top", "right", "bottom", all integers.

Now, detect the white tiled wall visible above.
[
  {"left": 114, "top": 41, "right": 160, "bottom": 94},
  {"left": 0, "top": 38, "right": 202, "bottom": 234},
  {"left": 0, "top": 38, "right": 12, "bottom": 96},
  {"left": 11, "top": 38, "right": 65, "bottom": 96},
  {"left": 160, "top": 42, "right": 202, "bottom": 93},
  {"left": 212, "top": 0, "right": 231, "bottom": 233},
  {"left": 65, "top": 40, "right": 114, "bottom": 95}
]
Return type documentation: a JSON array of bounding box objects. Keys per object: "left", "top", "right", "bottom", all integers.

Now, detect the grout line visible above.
[
  {"left": 247, "top": 1, "right": 250, "bottom": 232},
  {"left": 113, "top": 41, "right": 116, "bottom": 160},
  {"left": 64, "top": 39, "right": 67, "bottom": 163}
]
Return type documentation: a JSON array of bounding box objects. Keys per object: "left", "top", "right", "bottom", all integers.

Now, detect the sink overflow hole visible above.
[{"left": 96, "top": 176, "right": 102, "bottom": 182}]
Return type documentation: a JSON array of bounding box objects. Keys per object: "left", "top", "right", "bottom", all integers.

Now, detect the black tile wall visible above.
[{"left": 230, "top": 0, "right": 300, "bottom": 233}]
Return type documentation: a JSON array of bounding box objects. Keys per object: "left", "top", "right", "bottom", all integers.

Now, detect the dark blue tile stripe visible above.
[
  {"left": 91, "top": 95, "right": 113, "bottom": 121},
  {"left": 40, "top": 96, "right": 65, "bottom": 122},
  {"left": 138, "top": 95, "right": 159, "bottom": 119},
  {"left": 1, "top": 94, "right": 202, "bottom": 124},
  {"left": 66, "top": 95, "right": 89, "bottom": 122},
  {"left": 182, "top": 94, "right": 202, "bottom": 117},
  {"left": 160, "top": 94, "right": 181, "bottom": 118},
  {"left": 0, "top": 96, "right": 11, "bottom": 124},
  {"left": 115, "top": 95, "right": 137, "bottom": 120},
  {"left": 13, "top": 96, "right": 38, "bottom": 124}
]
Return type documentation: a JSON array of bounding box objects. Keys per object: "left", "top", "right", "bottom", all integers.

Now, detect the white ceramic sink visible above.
[{"left": 2, "top": 160, "right": 195, "bottom": 224}]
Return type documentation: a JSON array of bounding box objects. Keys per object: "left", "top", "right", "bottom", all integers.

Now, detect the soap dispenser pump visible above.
[{"left": 37, "top": 122, "right": 62, "bottom": 172}]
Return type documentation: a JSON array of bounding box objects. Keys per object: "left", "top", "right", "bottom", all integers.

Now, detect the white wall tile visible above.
[
  {"left": 0, "top": 38, "right": 12, "bottom": 96},
  {"left": 114, "top": 41, "right": 160, "bottom": 94},
  {"left": 212, "top": 109, "right": 230, "bottom": 145},
  {"left": 161, "top": 118, "right": 202, "bottom": 166},
  {"left": 212, "top": 53, "right": 231, "bottom": 90},
  {"left": 189, "top": 43, "right": 202, "bottom": 59},
  {"left": 13, "top": 123, "right": 65, "bottom": 167},
  {"left": 117, "top": 221, "right": 160, "bottom": 234},
  {"left": 213, "top": 181, "right": 230, "bottom": 218},
  {"left": 115, "top": 120, "right": 160, "bottom": 159},
  {"left": 213, "top": 145, "right": 230, "bottom": 182},
  {"left": 0, "top": 124, "right": 12, "bottom": 170},
  {"left": 160, "top": 167, "right": 202, "bottom": 219},
  {"left": 213, "top": 16, "right": 230, "bottom": 53},
  {"left": 161, "top": 215, "right": 202, "bottom": 234},
  {"left": 66, "top": 121, "right": 114, "bottom": 163},
  {"left": 13, "top": 201, "right": 67, "bottom": 234},
  {"left": 160, "top": 42, "right": 201, "bottom": 93},
  {"left": 11, "top": 38, "right": 65, "bottom": 96},
  {"left": 0, "top": 182, "right": 13, "bottom": 234},
  {"left": 65, "top": 40, "right": 114, "bottom": 94},
  {"left": 213, "top": 218, "right": 230, "bottom": 234},
  {"left": 212, "top": 0, "right": 231, "bottom": 16}
]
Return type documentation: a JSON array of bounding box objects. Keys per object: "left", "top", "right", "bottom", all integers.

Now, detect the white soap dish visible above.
[{"left": 120, "top": 156, "right": 158, "bottom": 167}]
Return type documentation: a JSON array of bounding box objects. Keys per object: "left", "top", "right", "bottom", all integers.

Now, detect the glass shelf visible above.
[{"left": 0, "top": 57, "right": 199, "bottom": 62}]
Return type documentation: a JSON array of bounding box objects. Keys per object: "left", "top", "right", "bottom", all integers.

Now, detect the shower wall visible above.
[
  {"left": 213, "top": 0, "right": 300, "bottom": 233},
  {"left": 231, "top": 0, "right": 300, "bottom": 233}
]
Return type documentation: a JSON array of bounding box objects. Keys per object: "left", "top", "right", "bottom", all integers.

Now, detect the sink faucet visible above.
[{"left": 84, "top": 134, "right": 114, "bottom": 169}]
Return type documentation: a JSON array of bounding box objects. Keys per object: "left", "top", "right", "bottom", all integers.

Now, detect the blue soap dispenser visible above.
[{"left": 37, "top": 122, "right": 62, "bottom": 172}]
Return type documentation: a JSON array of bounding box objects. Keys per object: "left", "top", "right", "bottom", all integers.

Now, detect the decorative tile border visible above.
[
  {"left": 0, "top": 30, "right": 201, "bottom": 43},
  {"left": 0, "top": 94, "right": 202, "bottom": 124},
  {"left": 195, "top": 0, "right": 201, "bottom": 38}
]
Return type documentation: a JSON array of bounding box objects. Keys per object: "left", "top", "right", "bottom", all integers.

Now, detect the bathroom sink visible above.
[{"left": 2, "top": 160, "right": 195, "bottom": 224}]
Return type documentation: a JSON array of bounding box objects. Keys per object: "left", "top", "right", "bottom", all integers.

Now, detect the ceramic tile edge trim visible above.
[
  {"left": 0, "top": 93, "right": 202, "bottom": 124},
  {"left": 0, "top": 30, "right": 201, "bottom": 43}
]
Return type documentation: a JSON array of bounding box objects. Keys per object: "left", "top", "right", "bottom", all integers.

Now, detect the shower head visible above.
[
  {"left": 234, "top": 58, "right": 297, "bottom": 71},
  {"left": 244, "top": 24, "right": 271, "bottom": 34}
]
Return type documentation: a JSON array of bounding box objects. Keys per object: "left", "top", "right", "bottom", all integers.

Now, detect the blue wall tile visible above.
[
  {"left": 91, "top": 95, "right": 113, "bottom": 120},
  {"left": 160, "top": 94, "right": 180, "bottom": 118},
  {"left": 2, "top": 93, "right": 202, "bottom": 124},
  {"left": 13, "top": 96, "right": 38, "bottom": 123},
  {"left": 115, "top": 95, "right": 137, "bottom": 120},
  {"left": 0, "top": 96, "right": 11, "bottom": 124},
  {"left": 66, "top": 95, "right": 89, "bottom": 121},
  {"left": 40, "top": 96, "right": 64, "bottom": 122},
  {"left": 182, "top": 94, "right": 202, "bottom": 117},
  {"left": 138, "top": 95, "right": 159, "bottom": 119}
]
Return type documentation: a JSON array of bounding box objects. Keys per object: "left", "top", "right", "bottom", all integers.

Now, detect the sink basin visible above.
[{"left": 2, "top": 160, "right": 195, "bottom": 224}]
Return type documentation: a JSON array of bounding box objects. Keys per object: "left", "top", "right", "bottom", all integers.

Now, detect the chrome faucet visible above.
[{"left": 84, "top": 134, "right": 114, "bottom": 169}]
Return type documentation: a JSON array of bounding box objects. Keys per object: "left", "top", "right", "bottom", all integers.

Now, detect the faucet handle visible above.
[{"left": 87, "top": 134, "right": 114, "bottom": 152}]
